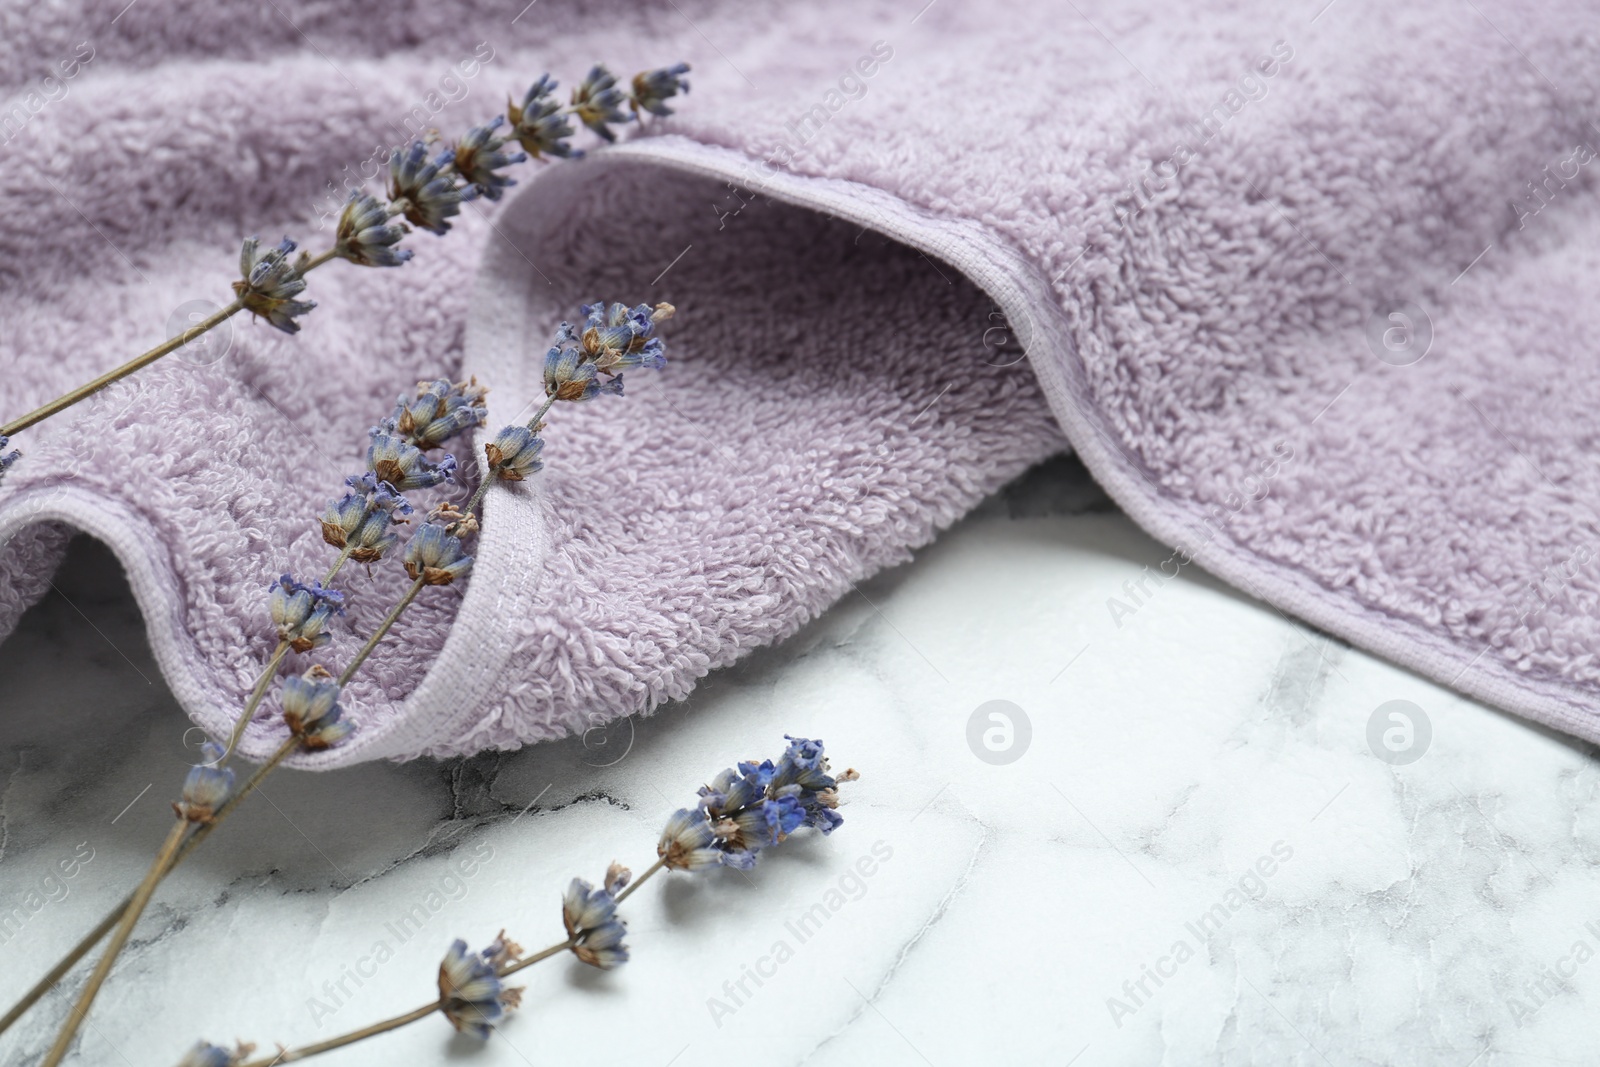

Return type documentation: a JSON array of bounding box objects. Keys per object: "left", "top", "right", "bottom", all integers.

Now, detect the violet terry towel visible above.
[{"left": 2, "top": 0, "right": 1599, "bottom": 764}]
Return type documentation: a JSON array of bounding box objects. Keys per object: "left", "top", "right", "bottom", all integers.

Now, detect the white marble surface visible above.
[{"left": 3, "top": 456, "right": 1599, "bottom": 1066}]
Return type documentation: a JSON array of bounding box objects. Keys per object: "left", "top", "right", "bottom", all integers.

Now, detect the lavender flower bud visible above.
[
  {"left": 391, "top": 378, "right": 488, "bottom": 450},
  {"left": 269, "top": 575, "right": 344, "bottom": 652},
  {"left": 630, "top": 62, "right": 691, "bottom": 117},
  {"left": 173, "top": 742, "right": 233, "bottom": 824},
  {"left": 485, "top": 425, "right": 544, "bottom": 482},
  {"left": 438, "top": 938, "right": 522, "bottom": 1039},
  {"left": 403, "top": 522, "right": 474, "bottom": 586},
  {"left": 367, "top": 429, "right": 457, "bottom": 491},
  {"left": 321, "top": 473, "right": 413, "bottom": 562},
  {"left": 571, "top": 64, "right": 631, "bottom": 143},
  {"left": 232, "top": 237, "right": 316, "bottom": 333},
  {"left": 0, "top": 436, "right": 18, "bottom": 484},
  {"left": 656, "top": 808, "right": 723, "bottom": 871},
  {"left": 507, "top": 75, "right": 577, "bottom": 159},
  {"left": 281, "top": 668, "right": 353, "bottom": 750},
  {"left": 334, "top": 192, "right": 412, "bottom": 267},
  {"left": 388, "top": 141, "right": 472, "bottom": 236},
  {"left": 581, "top": 300, "right": 672, "bottom": 373},
  {"left": 603, "top": 861, "right": 631, "bottom": 897},
  {"left": 174, "top": 1040, "right": 254, "bottom": 1067},
  {"left": 452, "top": 116, "right": 527, "bottom": 201},
  {"left": 562, "top": 877, "right": 629, "bottom": 970},
  {"left": 483, "top": 929, "right": 523, "bottom": 969},
  {"left": 682, "top": 736, "right": 856, "bottom": 869},
  {"left": 544, "top": 337, "right": 624, "bottom": 403}
]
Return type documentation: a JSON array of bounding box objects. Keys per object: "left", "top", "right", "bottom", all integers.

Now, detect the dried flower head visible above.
[
  {"left": 630, "top": 62, "right": 691, "bottom": 117},
  {"left": 541, "top": 300, "right": 674, "bottom": 402},
  {"left": 430, "top": 501, "right": 480, "bottom": 537},
  {"left": 686, "top": 735, "right": 854, "bottom": 868},
  {"left": 571, "top": 64, "right": 631, "bottom": 142},
  {"left": 269, "top": 574, "right": 345, "bottom": 652},
  {"left": 334, "top": 191, "right": 412, "bottom": 267},
  {"left": 174, "top": 1040, "right": 255, "bottom": 1067},
  {"left": 321, "top": 473, "right": 412, "bottom": 562},
  {"left": 656, "top": 807, "right": 723, "bottom": 871},
  {"left": 508, "top": 75, "right": 578, "bottom": 159},
  {"left": 367, "top": 429, "right": 457, "bottom": 491},
  {"left": 581, "top": 301, "right": 673, "bottom": 374},
  {"left": 389, "top": 378, "right": 488, "bottom": 450},
  {"left": 543, "top": 331, "right": 626, "bottom": 403},
  {"left": 232, "top": 237, "right": 316, "bottom": 333},
  {"left": 604, "top": 861, "right": 631, "bottom": 897},
  {"left": 174, "top": 742, "right": 233, "bottom": 823},
  {"left": 281, "top": 668, "right": 353, "bottom": 750},
  {"left": 404, "top": 522, "right": 474, "bottom": 586},
  {"left": 562, "top": 877, "right": 630, "bottom": 969},
  {"left": 483, "top": 929, "right": 523, "bottom": 970},
  {"left": 485, "top": 424, "right": 545, "bottom": 482},
  {"left": 0, "top": 436, "right": 17, "bottom": 484},
  {"left": 438, "top": 938, "right": 523, "bottom": 1040},
  {"left": 453, "top": 116, "right": 528, "bottom": 201},
  {"left": 388, "top": 141, "right": 473, "bottom": 236}
]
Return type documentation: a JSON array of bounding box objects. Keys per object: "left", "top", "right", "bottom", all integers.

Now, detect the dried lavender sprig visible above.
[
  {"left": 0, "top": 61, "right": 689, "bottom": 469},
  {"left": 223, "top": 734, "right": 852, "bottom": 1067},
  {"left": 28, "top": 396, "right": 478, "bottom": 1055},
  {"left": 0, "top": 735, "right": 301, "bottom": 1039},
  {"left": 0, "top": 542, "right": 354, "bottom": 1038},
  {"left": 39, "top": 738, "right": 242, "bottom": 1067},
  {"left": 20, "top": 306, "right": 673, "bottom": 1051}
]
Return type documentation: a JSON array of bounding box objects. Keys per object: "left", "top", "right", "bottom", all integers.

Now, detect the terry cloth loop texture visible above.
[{"left": 2, "top": 0, "right": 1600, "bottom": 762}]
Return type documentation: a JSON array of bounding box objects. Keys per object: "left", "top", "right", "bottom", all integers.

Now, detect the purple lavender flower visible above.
[
  {"left": 604, "top": 861, "right": 632, "bottom": 897},
  {"left": 453, "top": 116, "right": 528, "bottom": 201},
  {"left": 571, "top": 65, "right": 631, "bottom": 142},
  {"left": 174, "top": 1041, "right": 252, "bottom": 1067},
  {"left": 367, "top": 429, "right": 457, "bottom": 491},
  {"left": 581, "top": 300, "right": 673, "bottom": 373},
  {"left": 321, "top": 473, "right": 412, "bottom": 563},
  {"left": 403, "top": 522, "right": 474, "bottom": 586},
  {"left": 544, "top": 336, "right": 625, "bottom": 403},
  {"left": 438, "top": 938, "right": 523, "bottom": 1039},
  {"left": 389, "top": 378, "right": 488, "bottom": 450},
  {"left": 269, "top": 574, "right": 345, "bottom": 652},
  {"left": 507, "top": 75, "right": 577, "bottom": 159},
  {"left": 388, "top": 141, "right": 473, "bottom": 236},
  {"left": 562, "top": 877, "right": 630, "bottom": 970},
  {"left": 280, "top": 669, "right": 353, "bottom": 750},
  {"left": 334, "top": 192, "right": 412, "bottom": 267},
  {"left": 686, "top": 736, "right": 856, "bottom": 868},
  {"left": 0, "top": 436, "right": 17, "bottom": 483},
  {"left": 173, "top": 742, "right": 233, "bottom": 823},
  {"left": 630, "top": 62, "right": 691, "bottom": 117},
  {"left": 232, "top": 237, "right": 316, "bottom": 333},
  {"left": 485, "top": 424, "right": 545, "bottom": 482},
  {"left": 656, "top": 808, "right": 723, "bottom": 871}
]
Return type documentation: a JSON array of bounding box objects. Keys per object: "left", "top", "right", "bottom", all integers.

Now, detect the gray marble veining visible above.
[{"left": 2, "top": 457, "right": 1597, "bottom": 1066}]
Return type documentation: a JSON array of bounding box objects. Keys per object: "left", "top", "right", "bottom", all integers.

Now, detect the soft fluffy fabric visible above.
[{"left": 2, "top": 0, "right": 1599, "bottom": 762}]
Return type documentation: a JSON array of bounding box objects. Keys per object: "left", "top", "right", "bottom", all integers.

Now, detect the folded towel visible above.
[{"left": 3, "top": 0, "right": 1598, "bottom": 763}]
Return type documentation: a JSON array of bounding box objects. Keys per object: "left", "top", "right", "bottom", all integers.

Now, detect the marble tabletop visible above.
[{"left": 1, "top": 455, "right": 1596, "bottom": 1066}]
